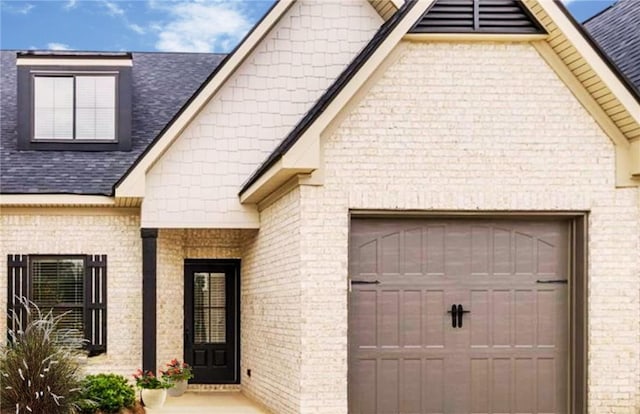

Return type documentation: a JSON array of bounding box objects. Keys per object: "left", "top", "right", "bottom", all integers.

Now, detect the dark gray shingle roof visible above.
[
  {"left": 0, "top": 51, "right": 225, "bottom": 195},
  {"left": 585, "top": 0, "right": 640, "bottom": 93}
]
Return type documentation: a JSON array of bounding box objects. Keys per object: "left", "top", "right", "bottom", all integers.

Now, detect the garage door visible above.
[{"left": 348, "top": 218, "right": 569, "bottom": 414}]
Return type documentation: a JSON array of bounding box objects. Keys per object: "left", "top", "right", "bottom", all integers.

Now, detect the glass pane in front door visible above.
[{"left": 193, "top": 272, "right": 226, "bottom": 343}]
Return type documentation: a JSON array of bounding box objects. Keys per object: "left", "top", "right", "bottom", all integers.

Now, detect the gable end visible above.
[{"left": 410, "top": 0, "right": 546, "bottom": 34}]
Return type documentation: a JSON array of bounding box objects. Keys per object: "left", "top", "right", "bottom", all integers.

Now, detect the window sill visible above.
[{"left": 18, "top": 140, "right": 130, "bottom": 152}]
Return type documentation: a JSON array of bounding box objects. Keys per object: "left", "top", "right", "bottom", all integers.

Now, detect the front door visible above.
[
  {"left": 184, "top": 259, "right": 239, "bottom": 384},
  {"left": 348, "top": 218, "right": 569, "bottom": 413}
]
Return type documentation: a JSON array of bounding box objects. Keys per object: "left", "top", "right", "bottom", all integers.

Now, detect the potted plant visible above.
[
  {"left": 161, "top": 359, "right": 194, "bottom": 397},
  {"left": 132, "top": 369, "right": 172, "bottom": 409}
]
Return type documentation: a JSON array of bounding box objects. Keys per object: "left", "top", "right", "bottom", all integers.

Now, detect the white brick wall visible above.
[
  {"left": 292, "top": 41, "right": 640, "bottom": 413},
  {"left": 242, "top": 188, "right": 303, "bottom": 414},
  {"left": 141, "top": 0, "right": 382, "bottom": 229},
  {"left": 0, "top": 210, "right": 142, "bottom": 377}
]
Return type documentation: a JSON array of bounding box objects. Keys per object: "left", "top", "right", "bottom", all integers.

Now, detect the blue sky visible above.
[{"left": 0, "top": 0, "right": 617, "bottom": 53}]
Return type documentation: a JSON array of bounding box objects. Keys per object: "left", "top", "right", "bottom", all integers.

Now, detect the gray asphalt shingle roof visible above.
[
  {"left": 0, "top": 51, "right": 225, "bottom": 195},
  {"left": 584, "top": 0, "right": 640, "bottom": 93}
]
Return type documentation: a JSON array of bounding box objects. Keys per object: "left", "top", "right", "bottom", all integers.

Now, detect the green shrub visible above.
[
  {"left": 78, "top": 374, "right": 135, "bottom": 413},
  {"left": 0, "top": 298, "right": 85, "bottom": 414}
]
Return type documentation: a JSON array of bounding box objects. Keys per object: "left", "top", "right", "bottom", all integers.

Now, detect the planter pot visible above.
[
  {"left": 167, "top": 379, "right": 188, "bottom": 397},
  {"left": 140, "top": 388, "right": 167, "bottom": 409}
]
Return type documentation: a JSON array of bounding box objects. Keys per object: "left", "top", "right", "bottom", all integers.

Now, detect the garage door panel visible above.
[
  {"left": 405, "top": 228, "right": 424, "bottom": 274},
  {"left": 515, "top": 358, "right": 536, "bottom": 413},
  {"left": 492, "top": 358, "right": 512, "bottom": 413},
  {"left": 537, "top": 239, "right": 557, "bottom": 275},
  {"left": 445, "top": 224, "right": 472, "bottom": 276},
  {"left": 352, "top": 289, "right": 377, "bottom": 347},
  {"left": 470, "top": 289, "right": 490, "bottom": 347},
  {"left": 425, "top": 290, "right": 445, "bottom": 347},
  {"left": 382, "top": 232, "right": 401, "bottom": 275},
  {"left": 424, "top": 358, "right": 445, "bottom": 414},
  {"left": 356, "top": 239, "right": 378, "bottom": 275},
  {"left": 492, "top": 290, "right": 512, "bottom": 347},
  {"left": 537, "top": 358, "right": 556, "bottom": 413},
  {"left": 403, "top": 290, "right": 422, "bottom": 347},
  {"left": 379, "top": 359, "right": 400, "bottom": 413},
  {"left": 354, "top": 358, "right": 377, "bottom": 413},
  {"left": 537, "top": 289, "right": 558, "bottom": 347},
  {"left": 515, "top": 289, "right": 536, "bottom": 347},
  {"left": 402, "top": 359, "right": 423, "bottom": 412},
  {"left": 426, "top": 225, "right": 446, "bottom": 275},
  {"left": 515, "top": 232, "right": 535, "bottom": 275},
  {"left": 493, "top": 228, "right": 512, "bottom": 275},
  {"left": 472, "top": 226, "right": 491, "bottom": 276},
  {"left": 380, "top": 290, "right": 400, "bottom": 347},
  {"left": 471, "top": 358, "right": 490, "bottom": 413}
]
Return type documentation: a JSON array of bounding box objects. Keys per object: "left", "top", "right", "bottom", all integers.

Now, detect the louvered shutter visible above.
[
  {"left": 7, "top": 254, "right": 29, "bottom": 341},
  {"left": 85, "top": 254, "right": 107, "bottom": 355}
]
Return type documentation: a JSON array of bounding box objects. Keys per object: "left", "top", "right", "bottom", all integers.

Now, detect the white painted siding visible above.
[{"left": 141, "top": 0, "right": 382, "bottom": 229}]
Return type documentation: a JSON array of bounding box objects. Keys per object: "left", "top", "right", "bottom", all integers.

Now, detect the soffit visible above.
[
  {"left": 524, "top": 0, "right": 640, "bottom": 143},
  {"left": 368, "top": 0, "right": 400, "bottom": 20},
  {"left": 0, "top": 194, "right": 141, "bottom": 208}
]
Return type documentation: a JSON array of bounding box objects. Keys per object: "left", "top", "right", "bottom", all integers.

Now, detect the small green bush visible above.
[{"left": 78, "top": 374, "right": 135, "bottom": 413}]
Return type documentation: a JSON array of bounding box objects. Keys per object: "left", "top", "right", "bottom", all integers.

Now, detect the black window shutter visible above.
[
  {"left": 85, "top": 254, "right": 107, "bottom": 355},
  {"left": 7, "top": 254, "right": 29, "bottom": 341}
]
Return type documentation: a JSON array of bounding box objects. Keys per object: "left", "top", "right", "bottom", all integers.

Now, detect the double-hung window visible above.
[{"left": 7, "top": 254, "right": 107, "bottom": 355}]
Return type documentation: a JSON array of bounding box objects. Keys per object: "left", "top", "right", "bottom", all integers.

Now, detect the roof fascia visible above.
[
  {"left": 240, "top": 0, "right": 435, "bottom": 203},
  {"left": 0, "top": 194, "right": 116, "bottom": 207},
  {"left": 114, "top": 0, "right": 295, "bottom": 198}
]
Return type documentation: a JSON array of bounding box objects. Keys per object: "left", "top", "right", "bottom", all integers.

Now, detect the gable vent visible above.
[{"left": 410, "top": 0, "right": 545, "bottom": 34}]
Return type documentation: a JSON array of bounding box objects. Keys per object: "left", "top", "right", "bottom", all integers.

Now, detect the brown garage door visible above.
[{"left": 348, "top": 218, "right": 569, "bottom": 414}]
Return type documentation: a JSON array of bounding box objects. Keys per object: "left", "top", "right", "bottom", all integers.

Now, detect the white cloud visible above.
[
  {"left": 129, "top": 23, "right": 145, "bottom": 34},
  {"left": 152, "top": 2, "right": 252, "bottom": 53},
  {"left": 99, "top": 0, "right": 146, "bottom": 37},
  {"left": 64, "top": 0, "right": 77, "bottom": 10},
  {"left": 103, "top": 0, "right": 124, "bottom": 16},
  {"left": 47, "top": 42, "right": 72, "bottom": 51},
  {"left": 2, "top": 2, "right": 35, "bottom": 14}
]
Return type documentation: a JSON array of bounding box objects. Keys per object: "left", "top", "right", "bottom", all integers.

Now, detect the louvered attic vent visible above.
[{"left": 410, "top": 0, "right": 546, "bottom": 34}]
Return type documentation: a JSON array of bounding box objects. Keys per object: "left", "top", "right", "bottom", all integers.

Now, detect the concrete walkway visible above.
[{"left": 145, "top": 392, "right": 270, "bottom": 414}]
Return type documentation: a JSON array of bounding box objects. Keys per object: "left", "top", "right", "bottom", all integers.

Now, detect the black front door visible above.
[{"left": 184, "top": 259, "right": 239, "bottom": 384}]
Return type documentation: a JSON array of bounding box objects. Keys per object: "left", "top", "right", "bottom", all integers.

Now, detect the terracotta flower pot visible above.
[
  {"left": 141, "top": 388, "right": 167, "bottom": 409},
  {"left": 167, "top": 379, "right": 188, "bottom": 397}
]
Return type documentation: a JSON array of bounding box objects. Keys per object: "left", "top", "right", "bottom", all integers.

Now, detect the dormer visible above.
[{"left": 16, "top": 51, "right": 132, "bottom": 151}]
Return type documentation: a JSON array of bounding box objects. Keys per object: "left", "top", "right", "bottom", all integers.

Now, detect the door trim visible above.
[
  {"left": 347, "top": 211, "right": 588, "bottom": 413},
  {"left": 183, "top": 259, "right": 241, "bottom": 384}
]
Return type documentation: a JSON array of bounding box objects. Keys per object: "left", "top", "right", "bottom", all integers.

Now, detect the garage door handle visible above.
[
  {"left": 536, "top": 279, "right": 568, "bottom": 284},
  {"left": 447, "top": 304, "right": 458, "bottom": 328},
  {"left": 457, "top": 304, "right": 470, "bottom": 328},
  {"left": 350, "top": 280, "right": 380, "bottom": 285}
]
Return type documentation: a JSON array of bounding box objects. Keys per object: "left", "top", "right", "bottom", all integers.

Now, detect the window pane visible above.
[
  {"left": 32, "top": 258, "right": 85, "bottom": 346},
  {"left": 75, "top": 76, "right": 116, "bottom": 140},
  {"left": 193, "top": 273, "right": 226, "bottom": 343},
  {"left": 32, "top": 258, "right": 84, "bottom": 305},
  {"left": 34, "top": 77, "right": 73, "bottom": 139}
]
